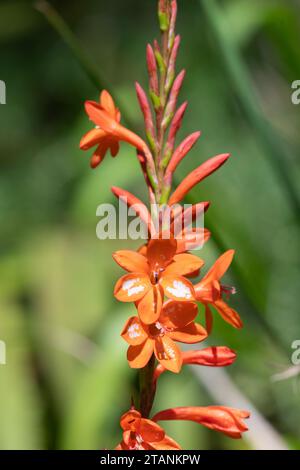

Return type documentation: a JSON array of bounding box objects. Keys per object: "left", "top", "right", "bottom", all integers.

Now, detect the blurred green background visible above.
[{"left": 0, "top": 0, "right": 299, "bottom": 450}]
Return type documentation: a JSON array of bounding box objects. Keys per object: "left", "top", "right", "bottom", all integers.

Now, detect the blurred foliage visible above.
[{"left": 0, "top": 0, "right": 299, "bottom": 450}]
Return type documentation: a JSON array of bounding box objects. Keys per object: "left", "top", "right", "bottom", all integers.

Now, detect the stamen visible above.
[{"left": 221, "top": 284, "right": 237, "bottom": 299}]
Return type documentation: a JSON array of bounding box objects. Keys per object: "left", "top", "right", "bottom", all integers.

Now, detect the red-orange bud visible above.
[{"left": 169, "top": 153, "right": 230, "bottom": 205}]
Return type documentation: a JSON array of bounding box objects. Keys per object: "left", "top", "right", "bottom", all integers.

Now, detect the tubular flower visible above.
[
  {"left": 80, "top": 90, "right": 147, "bottom": 168},
  {"left": 194, "top": 250, "right": 243, "bottom": 330},
  {"left": 168, "top": 153, "right": 230, "bottom": 205},
  {"left": 121, "top": 300, "right": 207, "bottom": 373},
  {"left": 113, "top": 238, "right": 204, "bottom": 324},
  {"left": 153, "top": 406, "right": 250, "bottom": 439},
  {"left": 154, "top": 346, "right": 237, "bottom": 381},
  {"left": 116, "top": 409, "right": 181, "bottom": 450}
]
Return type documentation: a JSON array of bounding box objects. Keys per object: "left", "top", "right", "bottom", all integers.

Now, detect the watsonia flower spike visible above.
[{"left": 79, "top": 0, "right": 249, "bottom": 450}]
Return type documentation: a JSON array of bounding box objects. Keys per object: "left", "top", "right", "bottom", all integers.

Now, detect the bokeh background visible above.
[{"left": 0, "top": 0, "right": 299, "bottom": 450}]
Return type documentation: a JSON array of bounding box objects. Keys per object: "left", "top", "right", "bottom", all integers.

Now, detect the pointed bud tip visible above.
[
  {"left": 111, "top": 186, "right": 125, "bottom": 199},
  {"left": 90, "top": 161, "right": 98, "bottom": 169},
  {"left": 181, "top": 101, "right": 188, "bottom": 110},
  {"left": 85, "top": 99, "right": 96, "bottom": 107}
]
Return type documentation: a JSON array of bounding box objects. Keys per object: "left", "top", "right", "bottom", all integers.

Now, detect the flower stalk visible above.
[
  {"left": 79, "top": 0, "right": 249, "bottom": 450},
  {"left": 138, "top": 354, "right": 156, "bottom": 418}
]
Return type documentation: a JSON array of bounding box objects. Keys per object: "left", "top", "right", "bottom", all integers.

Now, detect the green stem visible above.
[
  {"left": 138, "top": 8, "right": 175, "bottom": 417},
  {"left": 138, "top": 354, "right": 156, "bottom": 418}
]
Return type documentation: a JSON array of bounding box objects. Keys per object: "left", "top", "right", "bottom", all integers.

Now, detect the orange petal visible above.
[
  {"left": 121, "top": 316, "right": 148, "bottom": 345},
  {"left": 214, "top": 299, "right": 243, "bottom": 329},
  {"left": 122, "top": 430, "right": 139, "bottom": 448},
  {"left": 154, "top": 336, "right": 182, "bottom": 373},
  {"left": 137, "top": 285, "right": 163, "bottom": 324},
  {"left": 113, "top": 250, "right": 149, "bottom": 273},
  {"left": 160, "top": 275, "right": 195, "bottom": 301},
  {"left": 139, "top": 419, "right": 165, "bottom": 442},
  {"left": 164, "top": 253, "right": 204, "bottom": 276},
  {"left": 202, "top": 250, "right": 235, "bottom": 285},
  {"left": 110, "top": 140, "right": 120, "bottom": 157},
  {"left": 80, "top": 128, "right": 106, "bottom": 150},
  {"left": 90, "top": 151, "right": 105, "bottom": 169},
  {"left": 138, "top": 244, "right": 147, "bottom": 256},
  {"left": 100, "top": 90, "right": 117, "bottom": 117},
  {"left": 120, "top": 409, "right": 141, "bottom": 431},
  {"left": 127, "top": 339, "right": 154, "bottom": 368},
  {"left": 85, "top": 101, "right": 146, "bottom": 152},
  {"left": 168, "top": 322, "right": 207, "bottom": 344},
  {"left": 114, "top": 273, "right": 151, "bottom": 302},
  {"left": 160, "top": 300, "right": 198, "bottom": 329},
  {"left": 150, "top": 435, "right": 182, "bottom": 450},
  {"left": 147, "top": 238, "right": 177, "bottom": 270},
  {"left": 90, "top": 141, "right": 110, "bottom": 168},
  {"left": 195, "top": 278, "right": 221, "bottom": 303},
  {"left": 85, "top": 101, "right": 117, "bottom": 132},
  {"left": 176, "top": 228, "right": 211, "bottom": 253}
]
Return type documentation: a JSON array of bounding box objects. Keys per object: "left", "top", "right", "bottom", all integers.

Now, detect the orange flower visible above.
[
  {"left": 194, "top": 250, "right": 242, "bottom": 330},
  {"left": 154, "top": 346, "right": 237, "bottom": 381},
  {"left": 121, "top": 300, "right": 207, "bottom": 373},
  {"left": 80, "top": 90, "right": 147, "bottom": 168},
  {"left": 116, "top": 409, "right": 181, "bottom": 450},
  {"left": 113, "top": 238, "right": 203, "bottom": 324},
  {"left": 153, "top": 406, "right": 250, "bottom": 439}
]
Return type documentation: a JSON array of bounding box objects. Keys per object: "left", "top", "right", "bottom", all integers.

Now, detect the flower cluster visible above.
[{"left": 80, "top": 0, "right": 249, "bottom": 450}]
